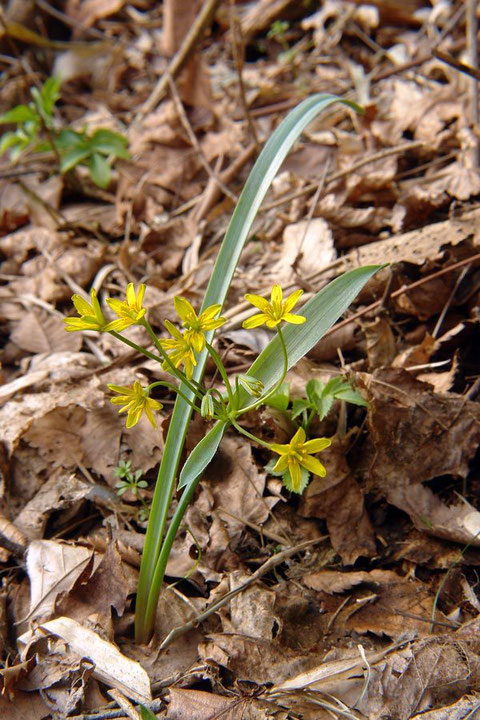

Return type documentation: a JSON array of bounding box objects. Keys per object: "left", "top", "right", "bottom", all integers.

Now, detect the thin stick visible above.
[
  {"left": 167, "top": 72, "right": 238, "bottom": 203},
  {"left": 322, "top": 252, "right": 480, "bottom": 341},
  {"left": 229, "top": 0, "right": 260, "bottom": 149},
  {"left": 159, "top": 537, "right": 327, "bottom": 649},
  {"left": 135, "top": 0, "right": 221, "bottom": 122},
  {"left": 432, "top": 263, "right": 471, "bottom": 338},
  {"left": 466, "top": 0, "right": 479, "bottom": 167}
]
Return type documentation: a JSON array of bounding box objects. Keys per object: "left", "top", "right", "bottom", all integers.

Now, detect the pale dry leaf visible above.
[
  {"left": 269, "top": 218, "right": 336, "bottom": 286},
  {"left": 10, "top": 311, "right": 82, "bottom": 354},
  {"left": 18, "top": 617, "right": 152, "bottom": 704},
  {"left": 228, "top": 571, "right": 277, "bottom": 640},
  {"left": 15, "top": 473, "right": 93, "bottom": 539},
  {"left": 25, "top": 539, "right": 95, "bottom": 624}
]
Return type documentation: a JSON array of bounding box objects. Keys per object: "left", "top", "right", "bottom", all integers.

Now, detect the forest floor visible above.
[{"left": 1, "top": 1, "right": 480, "bottom": 718}]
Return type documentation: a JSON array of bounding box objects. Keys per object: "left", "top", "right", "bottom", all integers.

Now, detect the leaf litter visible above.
[{"left": 1, "top": 0, "right": 480, "bottom": 717}]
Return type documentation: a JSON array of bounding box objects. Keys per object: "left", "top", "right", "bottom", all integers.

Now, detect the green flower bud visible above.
[
  {"left": 237, "top": 374, "right": 264, "bottom": 397},
  {"left": 200, "top": 391, "right": 215, "bottom": 419}
]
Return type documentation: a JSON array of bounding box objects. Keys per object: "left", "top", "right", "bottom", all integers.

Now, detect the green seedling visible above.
[
  {"left": 63, "top": 93, "right": 384, "bottom": 642},
  {"left": 0, "top": 77, "right": 129, "bottom": 188},
  {"left": 114, "top": 459, "right": 149, "bottom": 522}
]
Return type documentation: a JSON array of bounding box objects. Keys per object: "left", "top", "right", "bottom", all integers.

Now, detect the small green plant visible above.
[
  {"left": 0, "top": 77, "right": 129, "bottom": 188},
  {"left": 267, "top": 20, "right": 297, "bottom": 64},
  {"left": 267, "top": 376, "right": 368, "bottom": 429},
  {"left": 114, "top": 459, "right": 149, "bottom": 522},
  {"left": 63, "top": 93, "right": 384, "bottom": 643}
]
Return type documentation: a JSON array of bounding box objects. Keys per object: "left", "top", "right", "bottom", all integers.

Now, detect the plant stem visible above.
[
  {"left": 237, "top": 326, "right": 289, "bottom": 414},
  {"left": 229, "top": 415, "right": 272, "bottom": 450},
  {"left": 147, "top": 381, "right": 201, "bottom": 413},
  {"left": 141, "top": 319, "right": 203, "bottom": 400},
  {"left": 205, "top": 341, "right": 235, "bottom": 408}
]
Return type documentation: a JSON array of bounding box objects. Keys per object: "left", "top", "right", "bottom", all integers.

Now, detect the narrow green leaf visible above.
[
  {"left": 0, "top": 131, "right": 21, "bottom": 155},
  {"left": 177, "top": 420, "right": 228, "bottom": 490},
  {"left": 0, "top": 104, "right": 38, "bottom": 125},
  {"left": 89, "top": 129, "right": 130, "bottom": 158},
  {"left": 89, "top": 153, "right": 111, "bottom": 188},
  {"left": 334, "top": 387, "right": 368, "bottom": 407}
]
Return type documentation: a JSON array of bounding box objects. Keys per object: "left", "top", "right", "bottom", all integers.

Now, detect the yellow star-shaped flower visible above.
[
  {"left": 105, "top": 283, "right": 147, "bottom": 332},
  {"left": 108, "top": 380, "right": 163, "bottom": 428},
  {"left": 64, "top": 288, "right": 108, "bottom": 332},
  {"left": 243, "top": 285, "right": 306, "bottom": 329},
  {"left": 160, "top": 320, "right": 197, "bottom": 379},
  {"left": 174, "top": 297, "right": 226, "bottom": 353},
  {"left": 270, "top": 427, "right": 331, "bottom": 493}
]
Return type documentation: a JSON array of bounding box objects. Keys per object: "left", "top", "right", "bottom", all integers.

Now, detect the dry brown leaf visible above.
[
  {"left": 14, "top": 473, "right": 93, "bottom": 539},
  {"left": 10, "top": 310, "right": 82, "bottom": 354},
  {"left": 56, "top": 541, "right": 133, "bottom": 629},
  {"left": 65, "top": 0, "right": 127, "bottom": 29},
  {"left": 24, "top": 539, "right": 95, "bottom": 625},
  {"left": 18, "top": 617, "right": 152, "bottom": 704}
]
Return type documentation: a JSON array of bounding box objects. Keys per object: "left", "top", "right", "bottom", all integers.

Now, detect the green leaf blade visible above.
[{"left": 177, "top": 420, "right": 227, "bottom": 491}]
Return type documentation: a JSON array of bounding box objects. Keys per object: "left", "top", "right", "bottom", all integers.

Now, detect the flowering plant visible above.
[{"left": 64, "top": 93, "right": 384, "bottom": 643}]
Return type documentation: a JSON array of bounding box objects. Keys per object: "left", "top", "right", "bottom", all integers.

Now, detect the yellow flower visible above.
[
  {"left": 243, "top": 285, "right": 306, "bottom": 329},
  {"left": 174, "top": 297, "right": 226, "bottom": 353},
  {"left": 64, "top": 288, "right": 108, "bottom": 332},
  {"left": 160, "top": 320, "right": 197, "bottom": 379},
  {"left": 108, "top": 380, "right": 162, "bottom": 428},
  {"left": 270, "top": 427, "right": 331, "bottom": 493},
  {"left": 105, "top": 283, "right": 147, "bottom": 332}
]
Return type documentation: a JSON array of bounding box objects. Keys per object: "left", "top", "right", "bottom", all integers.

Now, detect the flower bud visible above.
[
  {"left": 200, "top": 391, "right": 215, "bottom": 419},
  {"left": 237, "top": 374, "right": 264, "bottom": 397}
]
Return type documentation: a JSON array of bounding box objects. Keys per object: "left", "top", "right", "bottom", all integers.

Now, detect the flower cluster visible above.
[{"left": 65, "top": 281, "right": 332, "bottom": 493}]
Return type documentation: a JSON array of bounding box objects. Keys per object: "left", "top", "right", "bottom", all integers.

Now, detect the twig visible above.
[
  {"left": 433, "top": 48, "right": 480, "bottom": 83},
  {"left": 158, "top": 537, "right": 327, "bottom": 650},
  {"left": 229, "top": 0, "right": 260, "bottom": 149},
  {"left": 322, "top": 252, "right": 480, "bottom": 341},
  {"left": 107, "top": 690, "right": 142, "bottom": 720},
  {"left": 166, "top": 72, "right": 238, "bottom": 203},
  {"left": 135, "top": 0, "right": 221, "bottom": 122},
  {"left": 432, "top": 263, "right": 471, "bottom": 338},
  {"left": 467, "top": 0, "right": 479, "bottom": 167},
  {"left": 262, "top": 141, "right": 424, "bottom": 212}
]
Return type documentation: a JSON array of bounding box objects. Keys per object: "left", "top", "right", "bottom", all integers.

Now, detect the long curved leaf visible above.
[{"left": 135, "top": 93, "right": 360, "bottom": 642}]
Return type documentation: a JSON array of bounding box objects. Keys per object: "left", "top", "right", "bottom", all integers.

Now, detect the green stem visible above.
[
  {"left": 237, "top": 325, "right": 289, "bottom": 414},
  {"left": 229, "top": 415, "right": 272, "bottom": 450},
  {"left": 147, "top": 381, "right": 201, "bottom": 414},
  {"left": 142, "top": 469, "right": 208, "bottom": 635},
  {"left": 109, "top": 331, "right": 163, "bottom": 365},
  {"left": 205, "top": 341, "right": 235, "bottom": 408},
  {"left": 140, "top": 319, "right": 204, "bottom": 400}
]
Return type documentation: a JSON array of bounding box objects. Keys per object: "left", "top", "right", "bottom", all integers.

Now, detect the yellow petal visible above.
[
  {"left": 283, "top": 313, "right": 306, "bottom": 324},
  {"left": 300, "top": 455, "right": 327, "bottom": 477},
  {"left": 174, "top": 296, "right": 196, "bottom": 322},
  {"left": 242, "top": 313, "right": 268, "bottom": 329},
  {"left": 283, "top": 288, "right": 303, "bottom": 313},
  {"left": 270, "top": 285, "right": 283, "bottom": 307},
  {"left": 303, "top": 437, "right": 331, "bottom": 453},
  {"left": 288, "top": 459, "right": 302, "bottom": 492},
  {"left": 244, "top": 293, "right": 271, "bottom": 312}
]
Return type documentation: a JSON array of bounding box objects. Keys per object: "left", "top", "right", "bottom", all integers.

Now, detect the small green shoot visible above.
[
  {"left": 0, "top": 77, "right": 129, "bottom": 187},
  {"left": 114, "top": 460, "right": 149, "bottom": 522}
]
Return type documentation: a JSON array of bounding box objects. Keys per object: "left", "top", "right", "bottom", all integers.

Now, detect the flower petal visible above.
[
  {"left": 270, "top": 284, "right": 283, "bottom": 307},
  {"left": 283, "top": 288, "right": 303, "bottom": 313},
  {"left": 303, "top": 437, "right": 331, "bottom": 453},
  {"left": 288, "top": 458, "right": 302, "bottom": 492},
  {"left": 300, "top": 455, "right": 327, "bottom": 477},
  {"left": 283, "top": 313, "right": 306, "bottom": 324},
  {"left": 243, "top": 313, "right": 268, "bottom": 329},
  {"left": 272, "top": 456, "right": 288, "bottom": 473},
  {"left": 290, "top": 427, "right": 306, "bottom": 445},
  {"left": 174, "top": 296, "right": 196, "bottom": 323},
  {"left": 244, "top": 293, "right": 271, "bottom": 312}
]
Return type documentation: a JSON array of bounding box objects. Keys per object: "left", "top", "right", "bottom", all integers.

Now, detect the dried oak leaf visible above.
[{"left": 359, "top": 368, "right": 480, "bottom": 545}]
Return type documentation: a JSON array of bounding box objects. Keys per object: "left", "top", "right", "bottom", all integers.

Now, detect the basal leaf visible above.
[{"left": 177, "top": 420, "right": 228, "bottom": 490}]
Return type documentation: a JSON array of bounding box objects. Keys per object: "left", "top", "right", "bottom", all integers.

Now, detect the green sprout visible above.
[{"left": 0, "top": 77, "right": 129, "bottom": 188}]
